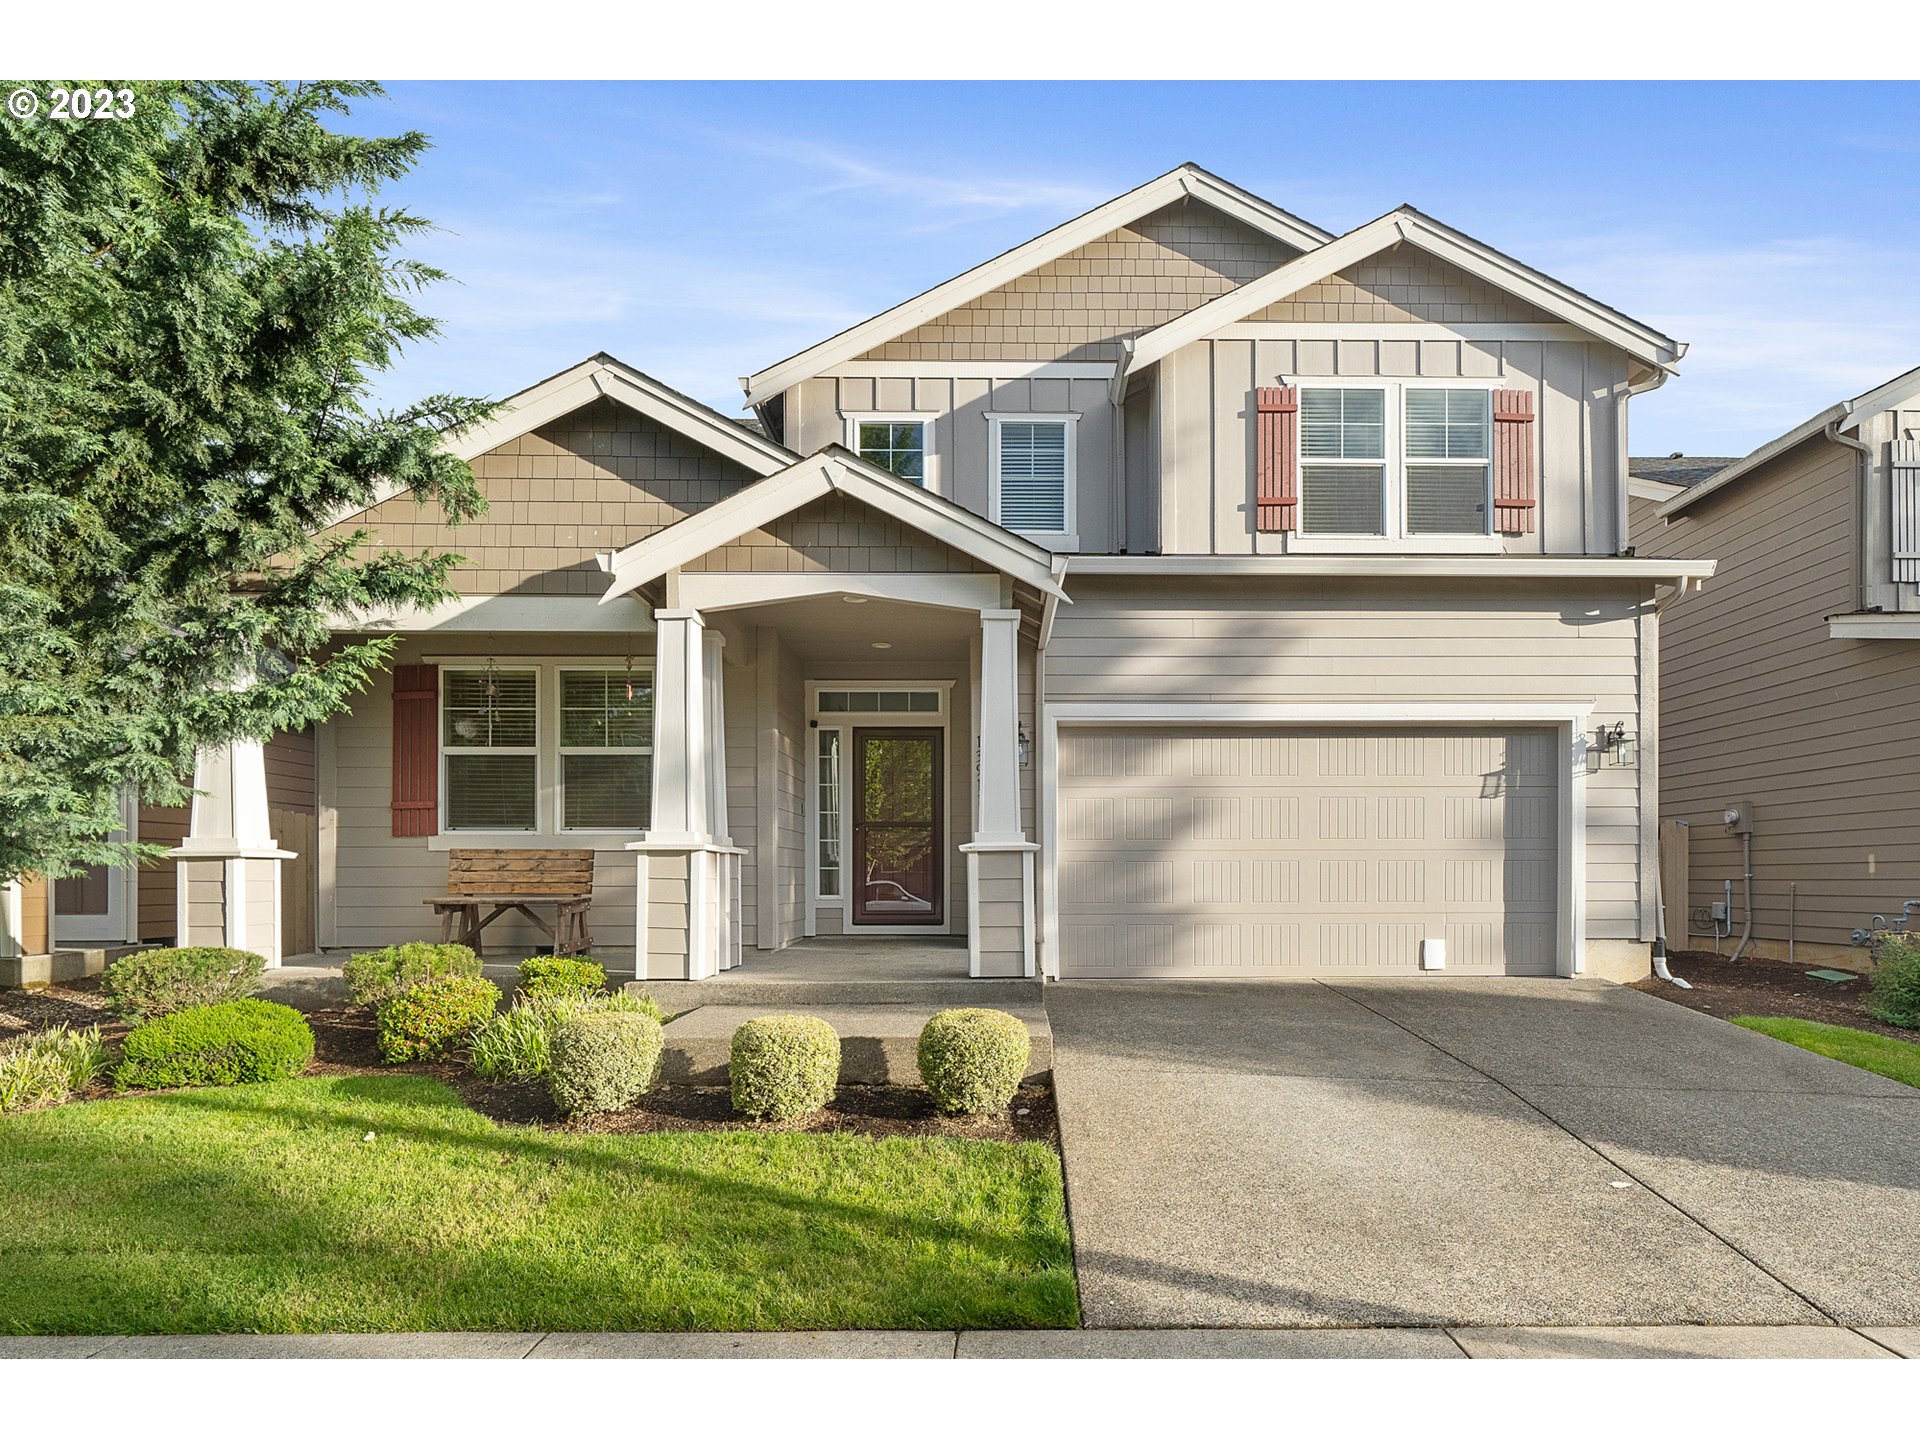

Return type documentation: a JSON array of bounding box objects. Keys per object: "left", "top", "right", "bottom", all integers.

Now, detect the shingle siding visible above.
[{"left": 1249, "top": 248, "right": 1560, "bottom": 325}]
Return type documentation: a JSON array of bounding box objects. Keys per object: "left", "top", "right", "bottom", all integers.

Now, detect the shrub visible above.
[
  {"left": 516, "top": 955, "right": 607, "bottom": 1002},
  {"left": 342, "top": 942, "right": 479, "bottom": 1009},
  {"left": 0, "top": 1025, "right": 108, "bottom": 1113},
  {"left": 548, "top": 1010, "right": 664, "bottom": 1118},
  {"left": 116, "top": 1000, "right": 313, "bottom": 1089},
  {"left": 1869, "top": 937, "right": 1920, "bottom": 1029},
  {"left": 730, "top": 1015, "right": 839, "bottom": 1122},
  {"left": 101, "top": 946, "right": 265, "bottom": 1021},
  {"left": 597, "top": 988, "right": 667, "bottom": 1025},
  {"left": 375, "top": 975, "right": 499, "bottom": 1063},
  {"left": 917, "top": 1008, "right": 1030, "bottom": 1115}
]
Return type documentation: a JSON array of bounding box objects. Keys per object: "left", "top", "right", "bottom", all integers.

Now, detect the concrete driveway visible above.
[{"left": 1047, "top": 978, "right": 1920, "bottom": 1329}]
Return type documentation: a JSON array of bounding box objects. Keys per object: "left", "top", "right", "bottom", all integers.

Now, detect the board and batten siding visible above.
[
  {"left": 1631, "top": 432, "right": 1920, "bottom": 952},
  {"left": 785, "top": 374, "right": 1122, "bottom": 553},
  {"left": 1043, "top": 578, "right": 1653, "bottom": 943},
  {"left": 1151, "top": 336, "right": 1632, "bottom": 558},
  {"left": 319, "top": 636, "right": 642, "bottom": 955}
]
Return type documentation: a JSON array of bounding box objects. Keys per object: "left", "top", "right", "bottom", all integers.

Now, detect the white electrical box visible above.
[
  {"left": 1421, "top": 938, "right": 1446, "bottom": 970},
  {"left": 1711, "top": 901, "right": 1730, "bottom": 922}
]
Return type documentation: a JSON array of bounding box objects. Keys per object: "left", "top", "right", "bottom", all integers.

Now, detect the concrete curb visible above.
[{"left": 2, "top": 1325, "right": 1910, "bottom": 1359}]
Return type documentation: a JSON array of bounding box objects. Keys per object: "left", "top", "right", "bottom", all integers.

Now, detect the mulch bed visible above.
[
  {"left": 1631, "top": 948, "right": 1920, "bottom": 1043},
  {"left": 2, "top": 983, "right": 1057, "bottom": 1145}
]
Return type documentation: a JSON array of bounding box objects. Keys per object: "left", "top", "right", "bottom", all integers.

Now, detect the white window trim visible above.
[
  {"left": 986, "top": 412, "right": 1079, "bottom": 551},
  {"left": 843, "top": 412, "right": 937, "bottom": 493},
  {"left": 803, "top": 680, "right": 954, "bottom": 938},
  {"left": 430, "top": 658, "right": 653, "bottom": 850},
  {"left": 1288, "top": 378, "right": 1500, "bottom": 549}
]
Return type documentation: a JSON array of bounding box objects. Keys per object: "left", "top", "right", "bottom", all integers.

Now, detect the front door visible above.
[{"left": 852, "top": 728, "right": 943, "bottom": 927}]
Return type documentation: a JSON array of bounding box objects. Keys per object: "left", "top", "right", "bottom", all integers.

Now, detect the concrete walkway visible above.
[
  {"left": 1047, "top": 978, "right": 1920, "bottom": 1331},
  {"left": 4, "top": 1326, "right": 1913, "bottom": 1359}
]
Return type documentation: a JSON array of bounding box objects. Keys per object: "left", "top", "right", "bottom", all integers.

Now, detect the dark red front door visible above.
[{"left": 851, "top": 729, "right": 943, "bottom": 926}]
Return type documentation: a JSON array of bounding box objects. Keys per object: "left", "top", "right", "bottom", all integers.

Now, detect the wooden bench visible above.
[{"left": 424, "top": 849, "right": 594, "bottom": 958}]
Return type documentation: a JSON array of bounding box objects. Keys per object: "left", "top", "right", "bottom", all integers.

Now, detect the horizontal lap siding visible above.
[
  {"left": 324, "top": 640, "right": 640, "bottom": 955},
  {"left": 1047, "top": 579, "right": 1647, "bottom": 940},
  {"left": 1631, "top": 438, "right": 1920, "bottom": 946}
]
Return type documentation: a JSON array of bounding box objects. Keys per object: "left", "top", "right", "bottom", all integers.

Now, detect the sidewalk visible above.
[{"left": 5, "top": 1326, "right": 1915, "bottom": 1359}]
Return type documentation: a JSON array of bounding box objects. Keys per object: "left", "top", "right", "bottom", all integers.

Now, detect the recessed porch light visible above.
[
  {"left": 841, "top": 594, "right": 869, "bottom": 604},
  {"left": 871, "top": 641, "right": 892, "bottom": 650}
]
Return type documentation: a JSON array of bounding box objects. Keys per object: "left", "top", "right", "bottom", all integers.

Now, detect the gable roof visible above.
[
  {"left": 1119, "top": 206, "right": 1687, "bottom": 395},
  {"left": 326, "top": 353, "right": 798, "bottom": 529},
  {"left": 1658, "top": 363, "right": 1920, "bottom": 518},
  {"left": 598, "top": 446, "right": 1068, "bottom": 604},
  {"left": 1629, "top": 456, "right": 1739, "bottom": 490},
  {"left": 740, "top": 164, "right": 1333, "bottom": 409}
]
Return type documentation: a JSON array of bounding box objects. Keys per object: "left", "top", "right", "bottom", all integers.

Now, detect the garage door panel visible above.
[{"left": 1057, "top": 727, "right": 1560, "bottom": 978}]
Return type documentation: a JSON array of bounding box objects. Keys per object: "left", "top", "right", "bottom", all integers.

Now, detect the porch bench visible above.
[{"left": 424, "top": 849, "right": 594, "bottom": 958}]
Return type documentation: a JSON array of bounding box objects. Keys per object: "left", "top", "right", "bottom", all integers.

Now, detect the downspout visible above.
[
  {"left": 1729, "top": 827, "right": 1756, "bottom": 963},
  {"left": 1649, "top": 573, "right": 1699, "bottom": 987}
]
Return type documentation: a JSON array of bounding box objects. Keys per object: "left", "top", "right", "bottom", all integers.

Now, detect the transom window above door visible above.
[
  {"left": 849, "top": 416, "right": 927, "bottom": 484},
  {"left": 1298, "top": 384, "right": 1493, "bottom": 539},
  {"left": 816, "top": 689, "right": 942, "bottom": 715}
]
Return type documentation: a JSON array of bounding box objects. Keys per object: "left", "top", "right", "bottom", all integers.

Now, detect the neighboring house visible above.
[
  {"left": 14, "top": 164, "right": 1714, "bottom": 984},
  {"left": 1629, "top": 366, "right": 1920, "bottom": 963}
]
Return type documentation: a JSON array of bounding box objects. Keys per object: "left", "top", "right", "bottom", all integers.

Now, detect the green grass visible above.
[
  {"left": 1732, "top": 1016, "right": 1920, "bottom": 1089},
  {"left": 0, "top": 1074, "right": 1078, "bottom": 1334}
]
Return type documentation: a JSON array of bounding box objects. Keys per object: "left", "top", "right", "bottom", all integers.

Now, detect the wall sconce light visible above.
[
  {"left": 1018, "top": 725, "right": 1032, "bottom": 769},
  {"left": 1594, "top": 721, "right": 1636, "bottom": 768}
]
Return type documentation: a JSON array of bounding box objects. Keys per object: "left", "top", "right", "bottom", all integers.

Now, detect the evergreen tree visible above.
[{"left": 0, "top": 80, "right": 487, "bottom": 884}]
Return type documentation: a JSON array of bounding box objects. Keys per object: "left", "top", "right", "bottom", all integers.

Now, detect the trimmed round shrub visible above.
[
  {"left": 116, "top": 1000, "right": 314, "bottom": 1089},
  {"left": 470, "top": 990, "right": 669, "bottom": 1084},
  {"left": 730, "top": 1015, "right": 839, "bottom": 1122},
  {"left": 342, "top": 942, "right": 480, "bottom": 1010},
  {"left": 517, "top": 955, "right": 607, "bottom": 1003},
  {"left": 101, "top": 946, "right": 266, "bottom": 1021},
  {"left": 548, "top": 1010, "right": 664, "bottom": 1118},
  {"left": 1869, "top": 937, "right": 1920, "bottom": 1029},
  {"left": 917, "top": 1008, "right": 1031, "bottom": 1115},
  {"left": 375, "top": 974, "right": 499, "bottom": 1063}
]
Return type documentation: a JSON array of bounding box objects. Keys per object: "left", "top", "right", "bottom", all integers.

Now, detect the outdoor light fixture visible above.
[
  {"left": 1594, "top": 721, "right": 1636, "bottom": 768},
  {"left": 841, "top": 594, "right": 869, "bottom": 604},
  {"left": 870, "top": 640, "right": 892, "bottom": 649},
  {"left": 1018, "top": 724, "right": 1032, "bottom": 768}
]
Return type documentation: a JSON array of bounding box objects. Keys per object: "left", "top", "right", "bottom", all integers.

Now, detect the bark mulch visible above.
[
  {"left": 2, "top": 986, "right": 1057, "bottom": 1146},
  {"left": 1631, "top": 948, "right": 1920, "bottom": 1044}
]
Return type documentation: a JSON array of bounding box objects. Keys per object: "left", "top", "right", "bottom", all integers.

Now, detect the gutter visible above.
[{"left": 1066, "top": 555, "right": 1716, "bottom": 583}]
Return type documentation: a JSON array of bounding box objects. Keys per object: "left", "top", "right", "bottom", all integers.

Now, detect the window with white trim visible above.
[
  {"left": 851, "top": 418, "right": 926, "bottom": 484},
  {"left": 557, "top": 670, "right": 652, "bottom": 830},
  {"left": 1298, "top": 384, "right": 1492, "bottom": 539},
  {"left": 816, "top": 728, "right": 842, "bottom": 899},
  {"left": 989, "top": 416, "right": 1075, "bottom": 539},
  {"left": 442, "top": 668, "right": 538, "bottom": 831}
]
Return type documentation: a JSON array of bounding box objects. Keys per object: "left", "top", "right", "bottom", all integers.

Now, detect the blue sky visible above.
[{"left": 354, "top": 81, "right": 1920, "bottom": 459}]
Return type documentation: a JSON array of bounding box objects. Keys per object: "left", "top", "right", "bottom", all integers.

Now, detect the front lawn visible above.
[
  {"left": 0, "top": 1074, "right": 1077, "bottom": 1335},
  {"left": 1733, "top": 1016, "right": 1920, "bottom": 1089}
]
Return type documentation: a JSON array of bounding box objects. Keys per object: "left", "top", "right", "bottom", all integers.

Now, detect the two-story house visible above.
[
  {"left": 50, "top": 164, "right": 1711, "bottom": 986},
  {"left": 1629, "top": 366, "right": 1920, "bottom": 964}
]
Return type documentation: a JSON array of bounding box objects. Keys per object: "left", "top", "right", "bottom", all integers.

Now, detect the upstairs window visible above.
[
  {"left": 1296, "top": 385, "right": 1493, "bottom": 539},
  {"left": 851, "top": 418, "right": 926, "bottom": 485},
  {"left": 990, "top": 415, "right": 1076, "bottom": 542}
]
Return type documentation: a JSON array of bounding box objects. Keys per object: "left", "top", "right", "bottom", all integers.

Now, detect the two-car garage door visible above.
[{"left": 1056, "top": 728, "right": 1560, "bottom": 977}]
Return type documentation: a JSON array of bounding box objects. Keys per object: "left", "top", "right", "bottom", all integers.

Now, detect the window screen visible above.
[
  {"left": 1404, "top": 389, "right": 1490, "bottom": 535},
  {"left": 1301, "top": 465, "right": 1386, "bottom": 535},
  {"left": 995, "top": 421, "right": 1069, "bottom": 532}
]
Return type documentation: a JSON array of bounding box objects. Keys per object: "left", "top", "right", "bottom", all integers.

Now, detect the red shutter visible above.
[
  {"left": 1492, "top": 388, "right": 1537, "bottom": 534},
  {"left": 1255, "top": 386, "right": 1300, "bottom": 532},
  {"left": 390, "top": 664, "right": 439, "bottom": 837}
]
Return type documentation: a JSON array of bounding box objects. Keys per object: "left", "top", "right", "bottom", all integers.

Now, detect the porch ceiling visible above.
[{"left": 723, "top": 594, "right": 978, "bottom": 661}]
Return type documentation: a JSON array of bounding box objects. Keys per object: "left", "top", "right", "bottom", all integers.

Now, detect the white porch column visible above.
[
  {"left": 964, "top": 607, "right": 1038, "bottom": 979},
  {"left": 168, "top": 737, "right": 295, "bottom": 965},
  {"left": 629, "top": 607, "right": 742, "bottom": 980}
]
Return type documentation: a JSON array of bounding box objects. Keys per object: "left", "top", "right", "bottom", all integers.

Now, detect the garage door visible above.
[{"left": 1056, "top": 728, "right": 1559, "bottom": 977}]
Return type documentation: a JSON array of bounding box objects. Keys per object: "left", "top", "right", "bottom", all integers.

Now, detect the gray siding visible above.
[
  {"left": 1044, "top": 578, "right": 1651, "bottom": 942},
  {"left": 1153, "top": 336, "right": 1631, "bottom": 558},
  {"left": 1632, "top": 433, "right": 1920, "bottom": 951}
]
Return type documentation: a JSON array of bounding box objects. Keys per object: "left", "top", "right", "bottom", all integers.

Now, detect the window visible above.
[
  {"left": 990, "top": 416, "right": 1075, "bottom": 539},
  {"left": 1295, "top": 385, "right": 1493, "bottom": 539},
  {"left": 1403, "top": 388, "right": 1491, "bottom": 535},
  {"left": 1300, "top": 387, "right": 1387, "bottom": 535},
  {"left": 817, "top": 729, "right": 842, "bottom": 899},
  {"left": 442, "top": 669, "right": 538, "bottom": 830},
  {"left": 852, "top": 419, "right": 926, "bottom": 484},
  {"left": 558, "top": 670, "right": 652, "bottom": 830},
  {"left": 816, "top": 689, "right": 941, "bottom": 714}
]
